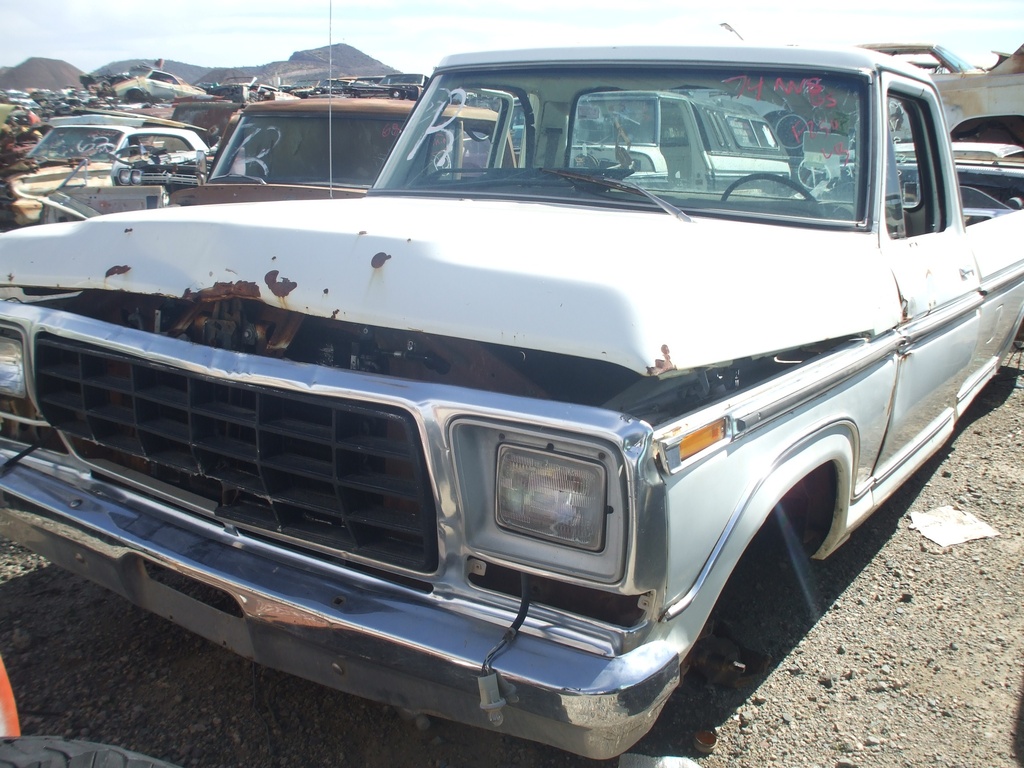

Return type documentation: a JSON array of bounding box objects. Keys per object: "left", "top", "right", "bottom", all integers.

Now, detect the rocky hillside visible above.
[
  {"left": 0, "top": 43, "right": 397, "bottom": 92},
  {"left": 0, "top": 57, "right": 84, "bottom": 90},
  {"left": 209, "top": 42, "right": 399, "bottom": 84}
]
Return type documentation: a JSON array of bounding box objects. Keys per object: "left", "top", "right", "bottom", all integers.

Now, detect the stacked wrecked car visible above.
[{"left": 0, "top": 114, "right": 210, "bottom": 229}]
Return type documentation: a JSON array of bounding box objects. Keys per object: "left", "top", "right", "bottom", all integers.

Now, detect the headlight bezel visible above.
[{"left": 451, "top": 418, "right": 629, "bottom": 583}]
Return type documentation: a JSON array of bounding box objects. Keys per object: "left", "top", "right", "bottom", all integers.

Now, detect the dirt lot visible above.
[{"left": 1, "top": 354, "right": 1023, "bottom": 768}]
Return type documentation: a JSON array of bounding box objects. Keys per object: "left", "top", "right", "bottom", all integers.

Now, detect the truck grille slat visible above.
[
  {"left": 262, "top": 453, "right": 335, "bottom": 480},
  {"left": 194, "top": 434, "right": 260, "bottom": 463},
  {"left": 33, "top": 335, "right": 439, "bottom": 572}
]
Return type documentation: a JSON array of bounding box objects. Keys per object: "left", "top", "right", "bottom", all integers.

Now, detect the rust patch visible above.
[
  {"left": 647, "top": 344, "right": 676, "bottom": 375},
  {"left": 371, "top": 252, "right": 391, "bottom": 269},
  {"left": 105, "top": 265, "right": 131, "bottom": 278},
  {"left": 265, "top": 270, "right": 297, "bottom": 298},
  {"left": 331, "top": 309, "right": 340, "bottom": 319},
  {"left": 183, "top": 281, "right": 261, "bottom": 302}
]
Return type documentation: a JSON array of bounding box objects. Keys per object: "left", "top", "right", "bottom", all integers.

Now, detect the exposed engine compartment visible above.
[{"left": 4, "top": 287, "right": 837, "bottom": 427}]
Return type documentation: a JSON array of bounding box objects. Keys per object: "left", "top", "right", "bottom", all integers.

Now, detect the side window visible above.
[
  {"left": 134, "top": 134, "right": 192, "bottom": 153},
  {"left": 885, "top": 94, "right": 947, "bottom": 239}
]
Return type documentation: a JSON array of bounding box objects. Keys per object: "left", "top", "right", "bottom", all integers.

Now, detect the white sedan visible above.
[{"left": 3, "top": 116, "right": 209, "bottom": 228}]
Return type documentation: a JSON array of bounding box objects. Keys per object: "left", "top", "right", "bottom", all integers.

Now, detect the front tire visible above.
[{"left": 0, "top": 736, "right": 182, "bottom": 768}]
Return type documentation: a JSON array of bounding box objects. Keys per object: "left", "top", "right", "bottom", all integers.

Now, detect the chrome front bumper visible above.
[{"left": 0, "top": 443, "right": 679, "bottom": 759}]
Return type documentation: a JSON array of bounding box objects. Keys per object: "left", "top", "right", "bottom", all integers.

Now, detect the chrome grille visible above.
[{"left": 32, "top": 334, "right": 439, "bottom": 571}]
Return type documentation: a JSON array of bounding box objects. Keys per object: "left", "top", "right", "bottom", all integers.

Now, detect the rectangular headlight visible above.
[
  {"left": 0, "top": 336, "right": 26, "bottom": 398},
  {"left": 496, "top": 445, "right": 607, "bottom": 551}
]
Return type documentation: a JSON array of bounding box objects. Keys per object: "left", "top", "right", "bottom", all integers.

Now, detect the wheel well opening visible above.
[
  {"left": 766, "top": 462, "right": 838, "bottom": 557},
  {"left": 682, "top": 463, "right": 840, "bottom": 688}
]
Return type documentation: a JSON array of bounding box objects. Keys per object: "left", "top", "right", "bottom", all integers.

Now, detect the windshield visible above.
[
  {"left": 381, "top": 74, "right": 425, "bottom": 85},
  {"left": 374, "top": 64, "right": 867, "bottom": 224},
  {"left": 28, "top": 126, "right": 125, "bottom": 162},
  {"left": 211, "top": 113, "right": 406, "bottom": 187}
]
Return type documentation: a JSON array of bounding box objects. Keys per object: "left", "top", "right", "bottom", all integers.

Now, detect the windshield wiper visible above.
[{"left": 540, "top": 168, "right": 693, "bottom": 222}]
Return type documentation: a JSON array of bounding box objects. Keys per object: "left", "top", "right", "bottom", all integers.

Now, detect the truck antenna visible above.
[
  {"left": 720, "top": 22, "right": 744, "bottom": 41},
  {"left": 328, "top": 0, "right": 334, "bottom": 196}
]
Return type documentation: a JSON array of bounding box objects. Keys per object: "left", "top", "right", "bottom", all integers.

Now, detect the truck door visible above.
[{"left": 874, "top": 77, "right": 983, "bottom": 481}]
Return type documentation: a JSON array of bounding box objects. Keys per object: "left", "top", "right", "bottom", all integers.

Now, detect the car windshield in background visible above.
[
  {"left": 211, "top": 114, "right": 406, "bottom": 187},
  {"left": 374, "top": 65, "right": 867, "bottom": 224},
  {"left": 27, "top": 127, "right": 125, "bottom": 162}
]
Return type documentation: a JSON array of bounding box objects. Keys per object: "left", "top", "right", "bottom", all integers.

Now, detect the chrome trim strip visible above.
[
  {"left": 870, "top": 408, "right": 952, "bottom": 488},
  {"left": 979, "top": 259, "right": 1024, "bottom": 299},
  {"left": 655, "top": 334, "right": 899, "bottom": 475},
  {"left": 0, "top": 411, "right": 49, "bottom": 427},
  {"left": 899, "top": 291, "right": 984, "bottom": 345}
]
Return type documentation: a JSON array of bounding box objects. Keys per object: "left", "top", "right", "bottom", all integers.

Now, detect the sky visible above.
[{"left": 4, "top": 0, "right": 1024, "bottom": 77}]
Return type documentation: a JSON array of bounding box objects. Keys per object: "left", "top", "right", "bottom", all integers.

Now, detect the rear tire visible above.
[
  {"left": 125, "top": 88, "right": 147, "bottom": 102},
  {"left": 0, "top": 736, "right": 182, "bottom": 768}
]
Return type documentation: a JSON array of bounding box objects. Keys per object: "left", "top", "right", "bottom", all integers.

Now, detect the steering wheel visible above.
[
  {"left": 720, "top": 173, "right": 816, "bottom": 202},
  {"left": 572, "top": 153, "right": 600, "bottom": 169},
  {"left": 797, "top": 160, "right": 832, "bottom": 189}
]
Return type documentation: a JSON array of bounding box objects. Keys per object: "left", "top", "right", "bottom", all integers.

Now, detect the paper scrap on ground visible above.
[
  {"left": 618, "top": 755, "right": 702, "bottom": 768},
  {"left": 909, "top": 505, "right": 999, "bottom": 547}
]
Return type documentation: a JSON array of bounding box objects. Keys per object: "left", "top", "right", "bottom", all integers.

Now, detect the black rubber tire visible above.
[
  {"left": 125, "top": 88, "right": 147, "bottom": 103},
  {"left": 0, "top": 736, "right": 182, "bottom": 767}
]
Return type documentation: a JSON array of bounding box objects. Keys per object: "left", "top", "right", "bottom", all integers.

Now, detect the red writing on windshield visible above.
[
  {"left": 722, "top": 75, "right": 837, "bottom": 109},
  {"left": 722, "top": 75, "right": 764, "bottom": 100},
  {"left": 774, "top": 78, "right": 836, "bottom": 108}
]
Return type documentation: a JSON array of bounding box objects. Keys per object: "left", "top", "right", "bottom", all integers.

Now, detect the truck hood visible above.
[{"left": 0, "top": 196, "right": 902, "bottom": 375}]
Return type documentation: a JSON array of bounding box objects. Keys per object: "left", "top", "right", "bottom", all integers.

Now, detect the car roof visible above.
[
  {"left": 237, "top": 97, "right": 417, "bottom": 117},
  {"left": 435, "top": 44, "right": 926, "bottom": 80},
  {"left": 37, "top": 123, "right": 208, "bottom": 150}
]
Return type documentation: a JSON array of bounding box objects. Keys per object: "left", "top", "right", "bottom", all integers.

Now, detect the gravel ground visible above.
[{"left": 1, "top": 354, "right": 1022, "bottom": 768}]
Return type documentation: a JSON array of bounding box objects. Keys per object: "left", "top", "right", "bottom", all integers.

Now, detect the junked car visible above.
[
  {"left": 950, "top": 142, "right": 1024, "bottom": 210},
  {"left": 202, "top": 77, "right": 299, "bottom": 104},
  {"left": 377, "top": 73, "right": 428, "bottom": 100},
  {"left": 169, "top": 98, "right": 411, "bottom": 205},
  {"left": 569, "top": 89, "right": 793, "bottom": 189},
  {"left": 171, "top": 97, "right": 496, "bottom": 206},
  {"left": 0, "top": 115, "right": 209, "bottom": 228},
  {"left": 862, "top": 41, "right": 1024, "bottom": 145},
  {"left": 108, "top": 68, "right": 207, "bottom": 104}
]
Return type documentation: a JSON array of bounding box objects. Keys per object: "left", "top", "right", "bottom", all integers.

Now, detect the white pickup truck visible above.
[{"left": 1, "top": 45, "right": 1023, "bottom": 759}]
